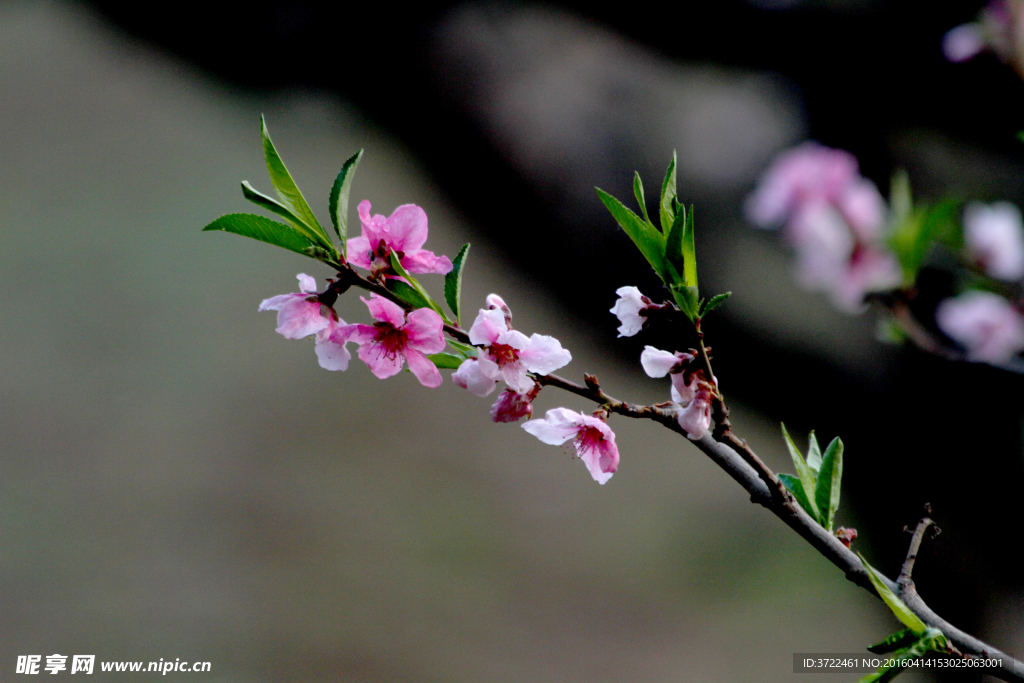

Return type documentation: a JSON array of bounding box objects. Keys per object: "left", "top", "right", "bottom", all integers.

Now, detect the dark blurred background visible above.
[{"left": 1, "top": 0, "right": 1020, "bottom": 680}]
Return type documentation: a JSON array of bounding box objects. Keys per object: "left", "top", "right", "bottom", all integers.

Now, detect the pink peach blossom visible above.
[
  {"left": 522, "top": 408, "right": 619, "bottom": 484},
  {"left": 343, "top": 294, "right": 447, "bottom": 387},
  {"left": 964, "top": 201, "right": 1024, "bottom": 281},
  {"left": 258, "top": 273, "right": 331, "bottom": 339},
  {"left": 936, "top": 290, "right": 1024, "bottom": 364},
  {"left": 347, "top": 200, "right": 453, "bottom": 277},
  {"left": 489, "top": 384, "right": 537, "bottom": 423},
  {"left": 468, "top": 305, "right": 571, "bottom": 393}
]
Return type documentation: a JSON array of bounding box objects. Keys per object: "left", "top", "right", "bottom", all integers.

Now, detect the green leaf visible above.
[
  {"left": 203, "top": 213, "right": 318, "bottom": 258},
  {"left": 389, "top": 251, "right": 445, "bottom": 318},
  {"left": 867, "top": 629, "right": 917, "bottom": 654},
  {"left": 260, "top": 115, "right": 331, "bottom": 246},
  {"left": 240, "top": 181, "right": 334, "bottom": 252},
  {"left": 781, "top": 423, "right": 820, "bottom": 522},
  {"left": 858, "top": 554, "right": 928, "bottom": 635},
  {"left": 682, "top": 203, "right": 697, "bottom": 288},
  {"left": 806, "top": 431, "right": 822, "bottom": 472},
  {"left": 426, "top": 353, "right": 465, "bottom": 369},
  {"left": 659, "top": 151, "right": 678, "bottom": 233},
  {"left": 633, "top": 172, "right": 654, "bottom": 227},
  {"left": 1017, "top": 130, "right": 1024, "bottom": 144},
  {"left": 701, "top": 292, "right": 731, "bottom": 316},
  {"left": 596, "top": 188, "right": 667, "bottom": 281},
  {"left": 444, "top": 243, "right": 470, "bottom": 325},
  {"left": 328, "top": 149, "right": 364, "bottom": 253},
  {"left": 670, "top": 284, "right": 700, "bottom": 321},
  {"left": 447, "top": 339, "right": 479, "bottom": 359},
  {"left": 665, "top": 205, "right": 686, "bottom": 280},
  {"left": 779, "top": 474, "right": 816, "bottom": 519},
  {"left": 386, "top": 279, "right": 433, "bottom": 311},
  {"left": 815, "top": 437, "right": 844, "bottom": 532}
]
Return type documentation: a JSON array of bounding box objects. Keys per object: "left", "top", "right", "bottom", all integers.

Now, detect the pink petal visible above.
[
  {"left": 296, "top": 273, "right": 318, "bottom": 293},
  {"left": 578, "top": 437, "right": 618, "bottom": 485},
  {"left": 357, "top": 340, "right": 406, "bottom": 379},
  {"left": 519, "top": 334, "right": 571, "bottom": 375},
  {"left": 314, "top": 318, "right": 353, "bottom": 371},
  {"left": 273, "top": 298, "right": 328, "bottom": 339},
  {"left": 468, "top": 308, "right": 507, "bottom": 346},
  {"left": 497, "top": 329, "right": 531, "bottom": 351},
  {"left": 346, "top": 235, "right": 373, "bottom": 270},
  {"left": 384, "top": 204, "right": 429, "bottom": 253},
  {"left": 610, "top": 286, "right": 647, "bottom": 337},
  {"left": 640, "top": 346, "right": 679, "bottom": 378},
  {"left": 400, "top": 250, "right": 453, "bottom": 275},
  {"left": 489, "top": 387, "right": 534, "bottom": 422},
  {"left": 258, "top": 292, "right": 303, "bottom": 312},
  {"left": 405, "top": 348, "right": 443, "bottom": 388},
  {"left": 452, "top": 358, "right": 498, "bottom": 397},
  {"left": 363, "top": 294, "right": 407, "bottom": 327},
  {"left": 670, "top": 373, "right": 696, "bottom": 404},
  {"left": 403, "top": 308, "right": 447, "bottom": 354},
  {"left": 340, "top": 323, "right": 376, "bottom": 346},
  {"left": 500, "top": 360, "right": 532, "bottom": 394},
  {"left": 677, "top": 397, "right": 712, "bottom": 440},
  {"left": 522, "top": 407, "right": 581, "bottom": 445},
  {"left": 476, "top": 353, "right": 502, "bottom": 381},
  {"left": 357, "top": 200, "right": 387, "bottom": 245},
  {"left": 315, "top": 337, "right": 351, "bottom": 371},
  {"left": 485, "top": 294, "right": 508, "bottom": 310}
]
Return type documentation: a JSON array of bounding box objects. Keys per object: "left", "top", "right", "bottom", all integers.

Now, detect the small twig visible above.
[{"left": 898, "top": 506, "right": 939, "bottom": 592}]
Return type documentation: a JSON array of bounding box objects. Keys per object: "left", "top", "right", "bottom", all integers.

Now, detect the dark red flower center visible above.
[
  {"left": 373, "top": 322, "right": 408, "bottom": 359},
  {"left": 489, "top": 342, "right": 519, "bottom": 367}
]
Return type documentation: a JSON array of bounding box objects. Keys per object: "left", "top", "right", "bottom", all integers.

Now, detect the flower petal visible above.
[
  {"left": 357, "top": 341, "right": 406, "bottom": 379},
  {"left": 401, "top": 250, "right": 453, "bottom": 275},
  {"left": 274, "top": 298, "right": 328, "bottom": 339},
  {"left": 404, "top": 308, "right": 447, "bottom": 354},
  {"left": 384, "top": 204, "right": 429, "bottom": 253},
  {"left": 640, "top": 346, "right": 679, "bottom": 378},
  {"left": 296, "top": 273, "right": 318, "bottom": 293},
  {"left": 405, "top": 348, "right": 443, "bottom": 388},
  {"left": 522, "top": 407, "right": 580, "bottom": 446},
  {"left": 452, "top": 358, "right": 498, "bottom": 397},
  {"left": 609, "top": 286, "right": 647, "bottom": 337},
  {"left": 468, "top": 308, "right": 507, "bottom": 346},
  {"left": 362, "top": 294, "right": 407, "bottom": 327},
  {"left": 519, "top": 334, "right": 571, "bottom": 375},
  {"left": 346, "top": 235, "right": 373, "bottom": 270}
]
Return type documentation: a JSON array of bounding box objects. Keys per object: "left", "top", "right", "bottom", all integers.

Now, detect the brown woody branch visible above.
[{"left": 334, "top": 266, "right": 1024, "bottom": 681}]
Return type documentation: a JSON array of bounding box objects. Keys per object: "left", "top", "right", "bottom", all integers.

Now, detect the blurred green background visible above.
[{"left": 0, "top": 2, "right": 1012, "bottom": 681}]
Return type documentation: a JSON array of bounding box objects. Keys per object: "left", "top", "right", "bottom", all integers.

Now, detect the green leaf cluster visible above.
[
  {"left": 778, "top": 424, "right": 844, "bottom": 531},
  {"left": 204, "top": 116, "right": 363, "bottom": 268},
  {"left": 887, "top": 171, "right": 961, "bottom": 286},
  {"left": 203, "top": 117, "right": 472, "bottom": 324},
  {"left": 596, "top": 153, "right": 730, "bottom": 322},
  {"left": 856, "top": 556, "right": 950, "bottom": 682}
]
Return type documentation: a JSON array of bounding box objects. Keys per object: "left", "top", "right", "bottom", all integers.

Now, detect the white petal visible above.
[
  {"left": 296, "top": 273, "right": 318, "bottom": 293},
  {"left": 452, "top": 359, "right": 498, "bottom": 397},
  {"left": 640, "top": 346, "right": 679, "bottom": 378},
  {"left": 522, "top": 408, "right": 581, "bottom": 446},
  {"left": 520, "top": 334, "right": 572, "bottom": 375}
]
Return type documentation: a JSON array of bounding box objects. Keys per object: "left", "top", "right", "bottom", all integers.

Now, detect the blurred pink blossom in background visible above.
[{"left": 936, "top": 290, "right": 1024, "bottom": 364}]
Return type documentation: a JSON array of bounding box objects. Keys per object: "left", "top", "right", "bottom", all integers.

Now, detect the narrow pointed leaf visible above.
[
  {"left": 815, "top": 437, "right": 844, "bottom": 532},
  {"left": 859, "top": 554, "right": 928, "bottom": 635},
  {"left": 386, "top": 279, "right": 434, "bottom": 311},
  {"left": 260, "top": 115, "right": 330, "bottom": 244},
  {"left": 444, "top": 243, "right": 470, "bottom": 325},
  {"left": 241, "top": 181, "right": 334, "bottom": 252},
  {"left": 778, "top": 474, "right": 816, "bottom": 519},
  {"left": 426, "top": 353, "right": 465, "bottom": 369},
  {"left": 328, "top": 149, "right": 364, "bottom": 253},
  {"left": 701, "top": 291, "right": 731, "bottom": 316},
  {"left": 633, "top": 172, "right": 654, "bottom": 227},
  {"left": 447, "top": 339, "right": 479, "bottom": 359},
  {"left": 390, "top": 251, "right": 445, "bottom": 318},
  {"left": 682, "top": 203, "right": 698, "bottom": 288},
  {"left": 659, "top": 151, "right": 678, "bottom": 233},
  {"left": 806, "top": 431, "right": 822, "bottom": 472},
  {"left": 596, "top": 188, "right": 667, "bottom": 281},
  {"left": 867, "top": 629, "right": 917, "bottom": 654},
  {"left": 670, "top": 284, "right": 700, "bottom": 321},
  {"left": 203, "top": 213, "right": 317, "bottom": 258},
  {"left": 781, "top": 423, "right": 820, "bottom": 521},
  {"left": 665, "top": 205, "right": 686, "bottom": 281}
]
